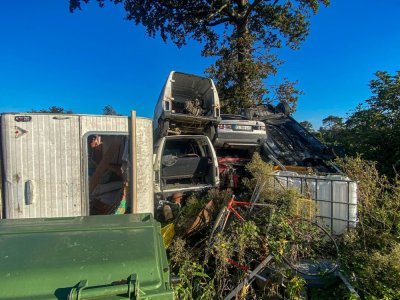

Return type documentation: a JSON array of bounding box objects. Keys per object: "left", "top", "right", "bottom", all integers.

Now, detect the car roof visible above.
[{"left": 221, "top": 114, "right": 249, "bottom": 120}]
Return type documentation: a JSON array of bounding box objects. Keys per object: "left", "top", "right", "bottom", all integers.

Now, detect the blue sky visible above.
[{"left": 1, "top": 1, "right": 399, "bottom": 128}]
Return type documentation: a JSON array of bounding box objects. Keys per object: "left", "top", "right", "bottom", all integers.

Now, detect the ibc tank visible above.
[{"left": 274, "top": 171, "right": 358, "bottom": 234}]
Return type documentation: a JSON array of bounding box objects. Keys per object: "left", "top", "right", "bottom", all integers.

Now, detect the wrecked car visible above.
[
  {"left": 239, "top": 104, "right": 338, "bottom": 173},
  {"left": 153, "top": 135, "right": 219, "bottom": 196},
  {"left": 216, "top": 148, "right": 254, "bottom": 189},
  {"left": 214, "top": 114, "right": 267, "bottom": 149},
  {"left": 153, "top": 71, "right": 221, "bottom": 140}
]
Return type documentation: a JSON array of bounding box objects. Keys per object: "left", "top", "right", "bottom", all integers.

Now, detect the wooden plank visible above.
[{"left": 130, "top": 111, "right": 137, "bottom": 213}]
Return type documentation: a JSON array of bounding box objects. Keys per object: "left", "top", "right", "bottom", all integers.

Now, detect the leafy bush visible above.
[{"left": 336, "top": 156, "right": 400, "bottom": 299}]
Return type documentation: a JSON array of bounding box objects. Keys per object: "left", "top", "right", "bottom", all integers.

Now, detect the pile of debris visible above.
[
  {"left": 152, "top": 71, "right": 359, "bottom": 299},
  {"left": 164, "top": 154, "right": 358, "bottom": 299}
]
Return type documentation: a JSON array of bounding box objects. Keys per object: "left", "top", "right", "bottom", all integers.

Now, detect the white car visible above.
[
  {"left": 213, "top": 114, "right": 267, "bottom": 148},
  {"left": 153, "top": 135, "right": 219, "bottom": 196}
]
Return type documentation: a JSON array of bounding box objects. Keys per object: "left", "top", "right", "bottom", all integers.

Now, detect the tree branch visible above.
[
  {"left": 205, "top": 17, "right": 233, "bottom": 27},
  {"left": 208, "top": 3, "right": 229, "bottom": 20},
  {"left": 244, "top": 0, "right": 263, "bottom": 20}
]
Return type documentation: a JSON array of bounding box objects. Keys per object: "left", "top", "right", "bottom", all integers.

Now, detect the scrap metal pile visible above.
[{"left": 153, "top": 72, "right": 359, "bottom": 299}]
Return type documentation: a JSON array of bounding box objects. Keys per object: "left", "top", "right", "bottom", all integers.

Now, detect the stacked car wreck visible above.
[
  {"left": 153, "top": 71, "right": 220, "bottom": 197},
  {"left": 153, "top": 71, "right": 357, "bottom": 235}
]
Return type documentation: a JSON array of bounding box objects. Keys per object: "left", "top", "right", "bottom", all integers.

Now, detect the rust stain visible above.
[{"left": 14, "top": 173, "right": 21, "bottom": 183}]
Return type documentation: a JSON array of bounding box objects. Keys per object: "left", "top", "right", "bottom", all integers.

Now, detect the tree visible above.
[
  {"left": 321, "top": 115, "right": 344, "bottom": 131},
  {"left": 30, "top": 106, "right": 73, "bottom": 114},
  {"left": 318, "top": 71, "right": 400, "bottom": 177},
  {"left": 102, "top": 104, "right": 120, "bottom": 115},
  {"left": 299, "top": 120, "right": 314, "bottom": 132},
  {"left": 344, "top": 71, "right": 400, "bottom": 176},
  {"left": 70, "top": 0, "right": 329, "bottom": 112}
]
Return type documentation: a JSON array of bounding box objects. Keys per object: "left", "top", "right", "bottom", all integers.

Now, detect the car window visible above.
[{"left": 164, "top": 139, "right": 202, "bottom": 157}]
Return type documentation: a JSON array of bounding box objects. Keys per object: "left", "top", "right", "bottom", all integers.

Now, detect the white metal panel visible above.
[
  {"left": 80, "top": 115, "right": 129, "bottom": 134},
  {"left": 1, "top": 114, "right": 81, "bottom": 218},
  {"left": 135, "top": 117, "right": 154, "bottom": 214},
  {"left": 79, "top": 115, "right": 154, "bottom": 215},
  {"left": 2, "top": 113, "right": 154, "bottom": 219}
]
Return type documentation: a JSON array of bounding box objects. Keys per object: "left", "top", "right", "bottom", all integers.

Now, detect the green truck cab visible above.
[{"left": 0, "top": 214, "right": 174, "bottom": 300}]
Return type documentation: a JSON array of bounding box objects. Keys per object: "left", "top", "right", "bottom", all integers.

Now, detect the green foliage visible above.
[
  {"left": 335, "top": 156, "right": 400, "bottom": 299},
  {"left": 30, "top": 106, "right": 73, "bottom": 114},
  {"left": 169, "top": 238, "right": 216, "bottom": 299},
  {"left": 70, "top": 0, "right": 329, "bottom": 112},
  {"left": 318, "top": 71, "right": 400, "bottom": 177},
  {"left": 299, "top": 120, "right": 314, "bottom": 132},
  {"left": 102, "top": 104, "right": 120, "bottom": 115},
  {"left": 318, "top": 115, "right": 345, "bottom": 146},
  {"left": 286, "top": 275, "right": 306, "bottom": 300}
]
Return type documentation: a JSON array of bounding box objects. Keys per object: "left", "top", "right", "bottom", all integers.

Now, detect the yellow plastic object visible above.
[
  {"left": 273, "top": 165, "right": 312, "bottom": 173},
  {"left": 161, "top": 223, "right": 175, "bottom": 248}
]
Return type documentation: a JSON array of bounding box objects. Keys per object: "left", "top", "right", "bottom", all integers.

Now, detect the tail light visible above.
[{"left": 218, "top": 124, "right": 232, "bottom": 129}]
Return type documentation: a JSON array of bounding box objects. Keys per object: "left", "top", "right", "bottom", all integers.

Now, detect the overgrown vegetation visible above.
[
  {"left": 335, "top": 156, "right": 400, "bottom": 299},
  {"left": 166, "top": 153, "right": 400, "bottom": 299},
  {"left": 167, "top": 154, "right": 352, "bottom": 299}
]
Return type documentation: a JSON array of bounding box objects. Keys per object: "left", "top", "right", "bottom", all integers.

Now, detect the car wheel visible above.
[{"left": 276, "top": 101, "right": 291, "bottom": 116}]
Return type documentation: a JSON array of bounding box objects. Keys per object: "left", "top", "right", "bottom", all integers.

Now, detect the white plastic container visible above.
[{"left": 274, "top": 171, "right": 358, "bottom": 235}]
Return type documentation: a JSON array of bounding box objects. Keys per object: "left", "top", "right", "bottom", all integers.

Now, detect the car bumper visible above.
[{"left": 214, "top": 132, "right": 266, "bottom": 148}]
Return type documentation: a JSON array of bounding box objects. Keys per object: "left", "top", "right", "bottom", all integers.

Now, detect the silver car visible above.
[{"left": 214, "top": 114, "right": 267, "bottom": 148}]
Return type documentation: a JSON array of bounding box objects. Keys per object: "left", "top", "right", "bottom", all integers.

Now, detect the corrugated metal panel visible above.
[
  {"left": 1, "top": 114, "right": 82, "bottom": 218},
  {"left": 80, "top": 115, "right": 129, "bottom": 134},
  {"left": 2, "top": 114, "right": 154, "bottom": 219},
  {"left": 135, "top": 118, "right": 154, "bottom": 214}
]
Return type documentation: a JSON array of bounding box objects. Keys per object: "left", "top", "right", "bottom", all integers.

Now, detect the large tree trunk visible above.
[
  {"left": 236, "top": 0, "right": 249, "bottom": 63},
  {"left": 233, "top": 0, "right": 254, "bottom": 109}
]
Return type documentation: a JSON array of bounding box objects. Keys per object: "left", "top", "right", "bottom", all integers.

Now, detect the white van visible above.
[
  {"left": 153, "top": 135, "right": 219, "bottom": 196},
  {"left": 153, "top": 71, "right": 221, "bottom": 140}
]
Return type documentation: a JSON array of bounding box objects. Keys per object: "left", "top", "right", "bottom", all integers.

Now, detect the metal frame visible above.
[{"left": 272, "top": 173, "right": 358, "bottom": 234}]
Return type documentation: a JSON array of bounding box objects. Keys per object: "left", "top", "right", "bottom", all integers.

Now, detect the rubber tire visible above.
[
  {"left": 275, "top": 102, "right": 291, "bottom": 116},
  {"left": 282, "top": 218, "right": 339, "bottom": 277}
]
